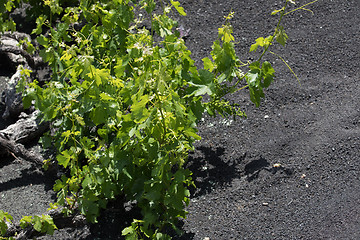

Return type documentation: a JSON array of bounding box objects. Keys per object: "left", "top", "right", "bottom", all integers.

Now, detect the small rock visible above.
[{"left": 273, "top": 163, "right": 281, "bottom": 168}]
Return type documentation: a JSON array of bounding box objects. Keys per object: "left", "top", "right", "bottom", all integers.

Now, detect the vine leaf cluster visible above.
[{"left": 0, "top": 0, "right": 317, "bottom": 239}]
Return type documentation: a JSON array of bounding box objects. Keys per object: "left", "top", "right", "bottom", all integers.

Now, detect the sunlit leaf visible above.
[
  {"left": 202, "top": 57, "right": 214, "bottom": 72},
  {"left": 57, "top": 150, "right": 72, "bottom": 168},
  {"left": 170, "top": 0, "right": 186, "bottom": 16}
]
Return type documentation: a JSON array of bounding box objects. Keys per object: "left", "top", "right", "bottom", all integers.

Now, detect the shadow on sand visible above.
[{"left": 185, "top": 145, "right": 246, "bottom": 198}]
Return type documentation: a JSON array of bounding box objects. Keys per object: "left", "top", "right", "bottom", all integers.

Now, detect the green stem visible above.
[
  {"left": 284, "top": 0, "right": 319, "bottom": 16},
  {"left": 269, "top": 50, "right": 300, "bottom": 86},
  {"left": 155, "top": 92, "right": 167, "bottom": 144},
  {"left": 258, "top": 1, "right": 288, "bottom": 62}
]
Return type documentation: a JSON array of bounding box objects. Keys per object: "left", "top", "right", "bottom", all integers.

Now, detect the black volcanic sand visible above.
[{"left": 0, "top": 0, "right": 359, "bottom": 239}]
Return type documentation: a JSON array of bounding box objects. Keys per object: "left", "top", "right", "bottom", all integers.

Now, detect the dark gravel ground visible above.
[{"left": 1, "top": 0, "right": 359, "bottom": 239}]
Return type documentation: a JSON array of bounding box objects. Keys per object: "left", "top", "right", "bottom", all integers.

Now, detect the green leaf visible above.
[
  {"left": 61, "top": 130, "right": 71, "bottom": 139},
  {"left": 122, "top": 226, "right": 134, "bottom": 235},
  {"left": 219, "top": 26, "right": 234, "bottom": 43},
  {"left": 20, "top": 215, "right": 33, "bottom": 229},
  {"left": 22, "top": 91, "right": 35, "bottom": 109},
  {"left": 114, "top": 57, "right": 129, "bottom": 78},
  {"left": 250, "top": 36, "right": 274, "bottom": 52},
  {"left": 199, "top": 69, "right": 214, "bottom": 85},
  {"left": 192, "top": 85, "right": 211, "bottom": 97},
  {"left": 275, "top": 26, "right": 288, "bottom": 46},
  {"left": 246, "top": 68, "right": 265, "bottom": 107},
  {"left": 202, "top": 57, "right": 214, "bottom": 72},
  {"left": 100, "top": 92, "right": 114, "bottom": 101},
  {"left": 131, "top": 95, "right": 150, "bottom": 123},
  {"left": 82, "top": 175, "right": 92, "bottom": 189},
  {"left": 32, "top": 15, "right": 47, "bottom": 35},
  {"left": 33, "top": 216, "right": 42, "bottom": 232},
  {"left": 91, "top": 106, "right": 107, "bottom": 125},
  {"left": 89, "top": 68, "right": 109, "bottom": 86},
  {"left": 170, "top": 1, "right": 186, "bottom": 16},
  {"left": 57, "top": 149, "right": 72, "bottom": 168},
  {"left": 250, "top": 37, "right": 264, "bottom": 52},
  {"left": 184, "top": 128, "right": 201, "bottom": 140},
  {"left": 53, "top": 176, "right": 67, "bottom": 192},
  {"left": 248, "top": 86, "right": 264, "bottom": 107},
  {"left": 189, "top": 70, "right": 215, "bottom": 96},
  {"left": 75, "top": 114, "right": 85, "bottom": 126},
  {"left": 0, "top": 221, "right": 7, "bottom": 235},
  {"left": 262, "top": 61, "right": 275, "bottom": 75},
  {"left": 224, "top": 32, "right": 234, "bottom": 43},
  {"left": 189, "top": 97, "right": 205, "bottom": 121},
  {"left": 122, "top": 225, "right": 138, "bottom": 240},
  {"left": 145, "top": 187, "right": 162, "bottom": 201},
  {"left": 40, "top": 215, "right": 57, "bottom": 235},
  {"left": 5, "top": 1, "right": 15, "bottom": 12},
  {"left": 249, "top": 61, "right": 261, "bottom": 71},
  {"left": 246, "top": 69, "right": 260, "bottom": 87},
  {"left": 44, "top": 0, "right": 63, "bottom": 15},
  {"left": 0, "top": 210, "right": 13, "bottom": 235},
  {"left": 262, "top": 61, "right": 275, "bottom": 88}
]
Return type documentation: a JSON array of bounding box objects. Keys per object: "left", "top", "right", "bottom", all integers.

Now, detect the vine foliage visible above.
[{"left": 0, "top": 0, "right": 316, "bottom": 239}]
